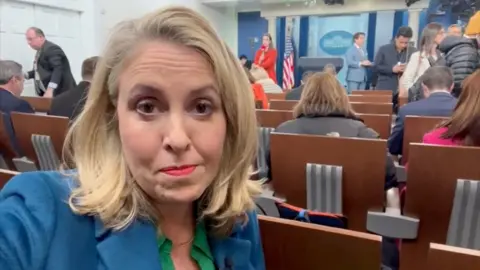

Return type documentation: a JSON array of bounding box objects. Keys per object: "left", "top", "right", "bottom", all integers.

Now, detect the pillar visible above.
[
  {"left": 266, "top": 16, "right": 277, "bottom": 47},
  {"left": 408, "top": 9, "right": 422, "bottom": 47}
]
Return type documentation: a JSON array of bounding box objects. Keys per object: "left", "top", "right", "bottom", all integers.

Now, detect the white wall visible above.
[
  {"left": 0, "top": 0, "right": 98, "bottom": 95},
  {"left": 374, "top": 11, "right": 395, "bottom": 55},
  {"left": 0, "top": 0, "right": 238, "bottom": 86},
  {"left": 96, "top": 0, "right": 238, "bottom": 55}
]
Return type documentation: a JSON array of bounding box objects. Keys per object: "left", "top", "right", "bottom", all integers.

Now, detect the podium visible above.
[{"left": 298, "top": 57, "right": 344, "bottom": 74}]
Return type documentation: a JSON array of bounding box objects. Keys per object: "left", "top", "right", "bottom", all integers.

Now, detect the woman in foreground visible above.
[{"left": 0, "top": 6, "right": 265, "bottom": 270}]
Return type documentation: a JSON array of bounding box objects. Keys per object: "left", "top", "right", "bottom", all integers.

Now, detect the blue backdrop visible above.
[
  {"left": 307, "top": 14, "right": 370, "bottom": 86},
  {"left": 237, "top": 8, "right": 456, "bottom": 87},
  {"left": 237, "top": 12, "right": 268, "bottom": 60}
]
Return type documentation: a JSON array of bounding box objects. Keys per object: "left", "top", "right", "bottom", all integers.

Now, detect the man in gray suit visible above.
[{"left": 345, "top": 32, "right": 371, "bottom": 93}]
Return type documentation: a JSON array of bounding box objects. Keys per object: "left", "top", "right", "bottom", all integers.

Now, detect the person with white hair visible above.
[{"left": 250, "top": 66, "right": 283, "bottom": 93}]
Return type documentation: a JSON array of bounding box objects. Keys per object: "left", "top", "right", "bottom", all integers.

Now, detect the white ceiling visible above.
[{"left": 202, "top": 0, "right": 430, "bottom": 14}]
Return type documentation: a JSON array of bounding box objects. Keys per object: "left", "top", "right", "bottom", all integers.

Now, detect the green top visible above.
[{"left": 157, "top": 222, "right": 215, "bottom": 270}]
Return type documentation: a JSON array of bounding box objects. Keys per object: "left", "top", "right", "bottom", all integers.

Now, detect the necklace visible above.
[{"left": 172, "top": 235, "right": 195, "bottom": 247}]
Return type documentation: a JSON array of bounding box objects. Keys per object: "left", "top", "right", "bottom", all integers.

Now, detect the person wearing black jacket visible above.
[
  {"left": 49, "top": 56, "right": 99, "bottom": 120},
  {"left": 438, "top": 11, "right": 480, "bottom": 98},
  {"left": 25, "top": 27, "right": 76, "bottom": 97}
]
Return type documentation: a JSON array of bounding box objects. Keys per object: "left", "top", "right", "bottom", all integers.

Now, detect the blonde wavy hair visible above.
[
  {"left": 64, "top": 6, "right": 261, "bottom": 236},
  {"left": 293, "top": 72, "right": 356, "bottom": 118}
]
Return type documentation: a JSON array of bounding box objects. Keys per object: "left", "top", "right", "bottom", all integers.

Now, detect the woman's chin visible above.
[{"left": 153, "top": 185, "right": 204, "bottom": 204}]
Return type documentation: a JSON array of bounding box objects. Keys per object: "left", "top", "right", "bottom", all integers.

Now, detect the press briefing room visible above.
[{"left": 0, "top": 0, "right": 479, "bottom": 269}]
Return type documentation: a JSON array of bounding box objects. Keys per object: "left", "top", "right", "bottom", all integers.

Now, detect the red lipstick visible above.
[{"left": 160, "top": 165, "right": 196, "bottom": 176}]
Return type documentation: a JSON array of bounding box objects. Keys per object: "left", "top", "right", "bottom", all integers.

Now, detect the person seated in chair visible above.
[
  {"left": 0, "top": 60, "right": 34, "bottom": 114},
  {"left": 49, "top": 56, "right": 99, "bottom": 120},
  {"left": 285, "top": 71, "right": 313, "bottom": 100},
  {"left": 0, "top": 60, "right": 34, "bottom": 155},
  {"left": 423, "top": 69, "right": 480, "bottom": 147},
  {"left": 388, "top": 66, "right": 457, "bottom": 158},
  {"left": 267, "top": 72, "right": 398, "bottom": 190}
]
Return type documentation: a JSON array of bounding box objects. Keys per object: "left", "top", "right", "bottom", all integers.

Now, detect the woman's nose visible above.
[{"left": 162, "top": 116, "right": 191, "bottom": 153}]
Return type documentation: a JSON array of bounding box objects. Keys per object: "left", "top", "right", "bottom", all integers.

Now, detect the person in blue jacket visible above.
[{"left": 0, "top": 6, "right": 266, "bottom": 270}]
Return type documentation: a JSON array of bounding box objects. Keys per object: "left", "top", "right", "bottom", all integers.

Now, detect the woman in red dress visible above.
[{"left": 254, "top": 33, "right": 277, "bottom": 83}]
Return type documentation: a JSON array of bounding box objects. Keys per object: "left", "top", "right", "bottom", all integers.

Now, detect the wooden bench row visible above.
[
  {"left": 256, "top": 109, "right": 447, "bottom": 163},
  {"left": 21, "top": 96, "right": 52, "bottom": 113},
  {"left": 0, "top": 162, "right": 476, "bottom": 270},
  {"left": 0, "top": 109, "right": 478, "bottom": 269},
  {"left": 260, "top": 215, "right": 480, "bottom": 270},
  {"left": 0, "top": 112, "right": 69, "bottom": 171},
  {"left": 267, "top": 131, "right": 480, "bottom": 269}
]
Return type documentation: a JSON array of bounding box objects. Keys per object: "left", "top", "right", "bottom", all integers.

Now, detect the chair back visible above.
[
  {"left": 10, "top": 113, "right": 69, "bottom": 168},
  {"left": 402, "top": 116, "right": 447, "bottom": 164},
  {"left": 259, "top": 215, "right": 381, "bottom": 270},
  {"left": 21, "top": 96, "right": 52, "bottom": 113},
  {"left": 427, "top": 243, "right": 480, "bottom": 270},
  {"left": 270, "top": 133, "right": 386, "bottom": 231},
  {"left": 0, "top": 169, "right": 18, "bottom": 189},
  {"left": 402, "top": 144, "right": 480, "bottom": 269},
  {"left": 348, "top": 95, "right": 391, "bottom": 103}
]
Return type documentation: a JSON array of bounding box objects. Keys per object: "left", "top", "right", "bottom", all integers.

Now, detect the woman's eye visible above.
[
  {"left": 136, "top": 99, "right": 158, "bottom": 114},
  {"left": 193, "top": 100, "right": 213, "bottom": 115}
]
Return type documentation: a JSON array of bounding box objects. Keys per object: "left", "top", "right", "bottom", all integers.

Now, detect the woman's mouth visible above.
[{"left": 159, "top": 165, "right": 197, "bottom": 176}]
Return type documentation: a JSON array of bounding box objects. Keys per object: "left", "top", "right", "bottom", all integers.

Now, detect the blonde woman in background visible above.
[
  {"left": 250, "top": 66, "right": 283, "bottom": 93},
  {"left": 0, "top": 6, "right": 265, "bottom": 270}
]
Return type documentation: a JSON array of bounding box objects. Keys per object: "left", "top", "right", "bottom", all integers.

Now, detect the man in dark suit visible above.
[
  {"left": 374, "top": 26, "right": 415, "bottom": 92},
  {"left": 285, "top": 71, "right": 314, "bottom": 100},
  {"left": 25, "top": 27, "right": 76, "bottom": 98},
  {"left": 49, "top": 56, "right": 99, "bottom": 120},
  {"left": 0, "top": 60, "right": 34, "bottom": 113},
  {"left": 0, "top": 60, "right": 35, "bottom": 155},
  {"left": 388, "top": 66, "right": 457, "bottom": 157}
]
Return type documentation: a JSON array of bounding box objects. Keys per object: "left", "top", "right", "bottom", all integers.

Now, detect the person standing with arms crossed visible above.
[
  {"left": 254, "top": 33, "right": 278, "bottom": 83},
  {"left": 24, "top": 27, "right": 76, "bottom": 97}
]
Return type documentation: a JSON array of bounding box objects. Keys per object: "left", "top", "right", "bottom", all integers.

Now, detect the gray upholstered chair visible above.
[
  {"left": 255, "top": 189, "right": 285, "bottom": 218},
  {"left": 305, "top": 163, "right": 343, "bottom": 214},
  {"left": 446, "top": 179, "right": 480, "bottom": 250},
  {"left": 31, "top": 135, "right": 61, "bottom": 171},
  {"left": 256, "top": 127, "right": 274, "bottom": 179}
]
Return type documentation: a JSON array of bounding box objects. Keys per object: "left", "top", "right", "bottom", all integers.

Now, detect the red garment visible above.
[
  {"left": 422, "top": 127, "right": 461, "bottom": 146},
  {"left": 254, "top": 48, "right": 277, "bottom": 83},
  {"left": 252, "top": 83, "right": 269, "bottom": 109}
]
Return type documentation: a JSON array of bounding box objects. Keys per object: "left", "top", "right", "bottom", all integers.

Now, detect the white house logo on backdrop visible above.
[{"left": 319, "top": 30, "right": 353, "bottom": 56}]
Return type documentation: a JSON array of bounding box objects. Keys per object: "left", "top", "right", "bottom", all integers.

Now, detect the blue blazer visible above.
[
  {"left": 345, "top": 45, "right": 367, "bottom": 83},
  {"left": 0, "top": 89, "right": 35, "bottom": 114},
  {"left": 388, "top": 92, "right": 457, "bottom": 155},
  {"left": 0, "top": 171, "right": 266, "bottom": 270},
  {"left": 0, "top": 89, "right": 35, "bottom": 155}
]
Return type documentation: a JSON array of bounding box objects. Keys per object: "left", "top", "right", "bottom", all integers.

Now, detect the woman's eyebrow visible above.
[{"left": 129, "top": 84, "right": 163, "bottom": 98}]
